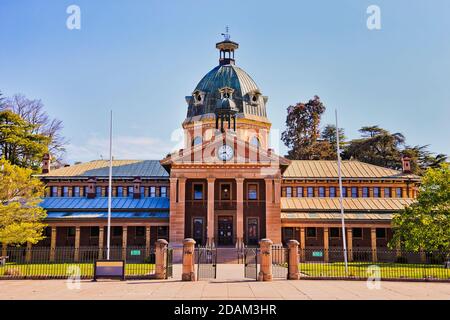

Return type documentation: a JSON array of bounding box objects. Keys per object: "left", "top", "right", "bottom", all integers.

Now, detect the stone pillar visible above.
[
  {"left": 323, "top": 227, "right": 329, "bottom": 263},
  {"left": 122, "top": 226, "right": 128, "bottom": 260},
  {"left": 258, "top": 238, "right": 273, "bottom": 281},
  {"left": 98, "top": 226, "right": 104, "bottom": 260},
  {"left": 25, "top": 242, "right": 32, "bottom": 263},
  {"left": 49, "top": 226, "right": 57, "bottom": 262},
  {"left": 145, "top": 225, "right": 151, "bottom": 257},
  {"left": 347, "top": 228, "right": 353, "bottom": 262},
  {"left": 74, "top": 226, "right": 81, "bottom": 261},
  {"left": 1, "top": 243, "right": 6, "bottom": 258},
  {"left": 370, "top": 228, "right": 377, "bottom": 262},
  {"left": 207, "top": 178, "right": 215, "bottom": 245},
  {"left": 155, "top": 239, "right": 168, "bottom": 279},
  {"left": 236, "top": 177, "right": 244, "bottom": 247},
  {"left": 182, "top": 238, "right": 196, "bottom": 281},
  {"left": 288, "top": 240, "right": 300, "bottom": 280},
  {"left": 299, "top": 227, "right": 306, "bottom": 262}
]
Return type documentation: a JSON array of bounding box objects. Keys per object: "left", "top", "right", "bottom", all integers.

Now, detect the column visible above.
[
  {"left": 25, "top": 242, "right": 32, "bottom": 263},
  {"left": 207, "top": 178, "right": 215, "bottom": 245},
  {"left": 265, "top": 178, "right": 282, "bottom": 244},
  {"left": 235, "top": 177, "right": 244, "bottom": 247},
  {"left": 347, "top": 228, "right": 353, "bottom": 262},
  {"left": 98, "top": 226, "right": 104, "bottom": 260},
  {"left": 258, "top": 239, "right": 273, "bottom": 281},
  {"left": 145, "top": 225, "right": 151, "bottom": 257},
  {"left": 49, "top": 226, "right": 57, "bottom": 262},
  {"left": 155, "top": 239, "right": 168, "bottom": 279},
  {"left": 122, "top": 226, "right": 128, "bottom": 260},
  {"left": 370, "top": 227, "right": 377, "bottom": 262},
  {"left": 299, "top": 227, "right": 306, "bottom": 262},
  {"left": 323, "top": 227, "right": 329, "bottom": 263},
  {"left": 1, "top": 243, "right": 7, "bottom": 258},
  {"left": 169, "top": 177, "right": 186, "bottom": 244},
  {"left": 288, "top": 240, "right": 300, "bottom": 280},
  {"left": 74, "top": 226, "right": 81, "bottom": 261},
  {"left": 182, "top": 238, "right": 196, "bottom": 281}
]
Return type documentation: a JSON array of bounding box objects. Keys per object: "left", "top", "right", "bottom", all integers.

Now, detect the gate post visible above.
[
  {"left": 155, "top": 239, "right": 168, "bottom": 279},
  {"left": 288, "top": 240, "right": 300, "bottom": 280},
  {"left": 182, "top": 238, "right": 196, "bottom": 281},
  {"left": 258, "top": 238, "right": 273, "bottom": 281}
]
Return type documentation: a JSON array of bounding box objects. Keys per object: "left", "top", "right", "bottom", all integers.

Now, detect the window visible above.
[
  {"left": 376, "top": 228, "right": 386, "bottom": 239},
  {"left": 135, "top": 226, "right": 145, "bottom": 237},
  {"left": 396, "top": 187, "right": 402, "bottom": 198},
  {"left": 160, "top": 186, "right": 167, "bottom": 198},
  {"left": 150, "top": 186, "right": 156, "bottom": 198},
  {"left": 248, "top": 183, "right": 258, "bottom": 200},
  {"left": 330, "top": 228, "right": 340, "bottom": 238},
  {"left": 318, "top": 187, "right": 325, "bottom": 198},
  {"left": 140, "top": 186, "right": 145, "bottom": 196},
  {"left": 51, "top": 186, "right": 58, "bottom": 197},
  {"left": 112, "top": 226, "right": 122, "bottom": 237},
  {"left": 128, "top": 186, "right": 134, "bottom": 198},
  {"left": 307, "top": 187, "right": 314, "bottom": 198},
  {"left": 117, "top": 186, "right": 123, "bottom": 197},
  {"left": 285, "top": 187, "right": 292, "bottom": 198},
  {"left": 329, "top": 187, "right": 336, "bottom": 198},
  {"left": 73, "top": 186, "right": 80, "bottom": 197},
  {"left": 104, "top": 187, "right": 109, "bottom": 197},
  {"left": 373, "top": 187, "right": 380, "bottom": 198},
  {"left": 384, "top": 187, "right": 391, "bottom": 198},
  {"left": 63, "top": 186, "right": 69, "bottom": 197},
  {"left": 352, "top": 228, "right": 363, "bottom": 239},
  {"left": 193, "top": 183, "right": 204, "bottom": 200},
  {"left": 96, "top": 186, "right": 102, "bottom": 197},
  {"left": 67, "top": 227, "right": 75, "bottom": 237},
  {"left": 351, "top": 187, "right": 358, "bottom": 198},
  {"left": 296, "top": 187, "right": 303, "bottom": 197},
  {"left": 306, "top": 227, "right": 316, "bottom": 238},
  {"left": 192, "top": 136, "right": 202, "bottom": 146},
  {"left": 362, "top": 187, "right": 369, "bottom": 198},
  {"left": 342, "top": 187, "right": 348, "bottom": 197},
  {"left": 90, "top": 227, "right": 99, "bottom": 237},
  {"left": 250, "top": 136, "right": 260, "bottom": 148},
  {"left": 220, "top": 183, "right": 231, "bottom": 200}
]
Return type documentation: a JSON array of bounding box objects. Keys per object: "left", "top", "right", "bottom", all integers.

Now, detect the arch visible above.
[
  {"left": 250, "top": 136, "right": 260, "bottom": 148},
  {"left": 192, "top": 136, "right": 203, "bottom": 146}
]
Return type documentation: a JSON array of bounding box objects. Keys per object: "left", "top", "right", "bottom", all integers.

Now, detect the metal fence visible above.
[
  {"left": 272, "top": 245, "right": 288, "bottom": 279},
  {"left": 0, "top": 246, "right": 156, "bottom": 280},
  {"left": 298, "top": 248, "right": 450, "bottom": 281}
]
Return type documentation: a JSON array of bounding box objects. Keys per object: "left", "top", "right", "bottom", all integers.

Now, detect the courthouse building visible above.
[{"left": 34, "top": 37, "right": 420, "bottom": 256}]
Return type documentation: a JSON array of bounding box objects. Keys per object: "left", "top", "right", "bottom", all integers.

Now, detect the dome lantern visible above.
[{"left": 216, "top": 27, "right": 239, "bottom": 66}]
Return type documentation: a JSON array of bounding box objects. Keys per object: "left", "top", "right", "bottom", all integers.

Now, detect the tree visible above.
[
  {"left": 0, "top": 158, "right": 47, "bottom": 246},
  {"left": 0, "top": 110, "right": 50, "bottom": 169},
  {"left": 402, "top": 145, "right": 447, "bottom": 175},
  {"left": 320, "top": 124, "right": 346, "bottom": 158},
  {"left": 391, "top": 163, "right": 450, "bottom": 252},
  {"left": 1, "top": 94, "right": 67, "bottom": 162}
]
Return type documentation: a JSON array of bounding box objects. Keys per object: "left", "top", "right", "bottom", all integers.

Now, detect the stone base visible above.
[
  {"left": 258, "top": 271, "right": 272, "bottom": 282},
  {"left": 182, "top": 272, "right": 196, "bottom": 281},
  {"left": 288, "top": 273, "right": 300, "bottom": 280}
]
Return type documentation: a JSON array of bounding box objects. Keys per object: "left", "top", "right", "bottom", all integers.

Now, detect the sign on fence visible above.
[
  {"left": 130, "top": 250, "right": 141, "bottom": 256},
  {"left": 312, "top": 251, "right": 323, "bottom": 257},
  {"left": 93, "top": 260, "right": 125, "bottom": 281}
]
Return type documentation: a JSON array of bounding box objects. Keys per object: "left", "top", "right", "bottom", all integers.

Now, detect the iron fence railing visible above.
[{"left": 0, "top": 246, "right": 156, "bottom": 279}]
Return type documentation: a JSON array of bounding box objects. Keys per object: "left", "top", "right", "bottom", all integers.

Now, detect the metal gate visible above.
[
  {"left": 244, "top": 246, "right": 259, "bottom": 280},
  {"left": 166, "top": 247, "right": 173, "bottom": 279},
  {"left": 272, "top": 245, "right": 288, "bottom": 279},
  {"left": 196, "top": 245, "right": 217, "bottom": 279}
]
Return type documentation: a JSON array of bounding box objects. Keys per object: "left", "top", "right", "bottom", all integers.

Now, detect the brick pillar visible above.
[
  {"left": 207, "top": 178, "right": 215, "bottom": 246},
  {"left": 50, "top": 226, "right": 57, "bottom": 262},
  {"left": 155, "top": 239, "right": 168, "bottom": 279},
  {"left": 370, "top": 228, "right": 377, "bottom": 262},
  {"left": 236, "top": 177, "right": 244, "bottom": 247},
  {"left": 1, "top": 243, "right": 6, "bottom": 258},
  {"left": 98, "top": 226, "right": 104, "bottom": 259},
  {"left": 258, "top": 238, "right": 273, "bottom": 281},
  {"left": 347, "top": 228, "right": 353, "bottom": 262},
  {"left": 25, "top": 242, "right": 32, "bottom": 263},
  {"left": 145, "top": 225, "right": 151, "bottom": 257},
  {"left": 323, "top": 227, "right": 329, "bottom": 263},
  {"left": 74, "top": 226, "right": 81, "bottom": 261},
  {"left": 122, "top": 226, "right": 128, "bottom": 260},
  {"left": 182, "top": 238, "right": 196, "bottom": 281},
  {"left": 169, "top": 177, "right": 185, "bottom": 244},
  {"left": 299, "top": 227, "right": 306, "bottom": 262},
  {"left": 265, "top": 179, "right": 282, "bottom": 244},
  {"left": 288, "top": 240, "right": 300, "bottom": 280}
]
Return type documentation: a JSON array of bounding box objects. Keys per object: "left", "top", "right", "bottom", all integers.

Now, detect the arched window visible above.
[
  {"left": 250, "top": 136, "right": 260, "bottom": 148},
  {"left": 192, "top": 136, "right": 202, "bottom": 146}
]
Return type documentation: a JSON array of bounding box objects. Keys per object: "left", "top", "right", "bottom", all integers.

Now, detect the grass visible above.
[
  {"left": 0, "top": 263, "right": 155, "bottom": 278},
  {"left": 299, "top": 262, "right": 450, "bottom": 280}
]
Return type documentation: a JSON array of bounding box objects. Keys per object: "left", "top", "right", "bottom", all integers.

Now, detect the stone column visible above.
[
  {"left": 122, "top": 226, "right": 128, "bottom": 260},
  {"left": 323, "top": 227, "right": 329, "bottom": 263},
  {"left": 182, "top": 238, "right": 196, "bottom": 281},
  {"left": 155, "top": 239, "right": 168, "bottom": 279},
  {"left": 49, "top": 226, "right": 57, "bottom": 262},
  {"left": 145, "top": 225, "right": 151, "bottom": 257},
  {"left": 347, "top": 228, "right": 353, "bottom": 262},
  {"left": 98, "top": 226, "right": 104, "bottom": 260},
  {"left": 236, "top": 177, "right": 244, "bottom": 247},
  {"left": 207, "top": 178, "right": 215, "bottom": 245},
  {"left": 258, "top": 238, "right": 273, "bottom": 281},
  {"left": 370, "top": 228, "right": 377, "bottom": 262},
  {"left": 288, "top": 240, "right": 300, "bottom": 280},
  {"left": 25, "top": 242, "right": 32, "bottom": 263},
  {"left": 74, "top": 226, "right": 81, "bottom": 261},
  {"left": 299, "top": 227, "right": 306, "bottom": 262}
]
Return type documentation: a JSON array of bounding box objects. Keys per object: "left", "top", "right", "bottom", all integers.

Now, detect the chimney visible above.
[
  {"left": 133, "top": 177, "right": 142, "bottom": 199},
  {"left": 87, "top": 177, "right": 96, "bottom": 199},
  {"left": 42, "top": 153, "right": 51, "bottom": 174},
  {"left": 402, "top": 156, "right": 412, "bottom": 174}
]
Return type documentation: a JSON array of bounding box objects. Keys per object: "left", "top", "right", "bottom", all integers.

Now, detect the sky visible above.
[{"left": 1, "top": 0, "right": 449, "bottom": 163}]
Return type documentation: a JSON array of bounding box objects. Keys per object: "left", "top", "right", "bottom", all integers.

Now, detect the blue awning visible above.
[
  {"left": 40, "top": 197, "right": 169, "bottom": 210},
  {"left": 45, "top": 211, "right": 169, "bottom": 219}
]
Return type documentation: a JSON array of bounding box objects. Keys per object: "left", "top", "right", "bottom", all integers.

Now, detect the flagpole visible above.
[
  {"left": 335, "top": 109, "right": 348, "bottom": 274},
  {"left": 106, "top": 110, "right": 113, "bottom": 260}
]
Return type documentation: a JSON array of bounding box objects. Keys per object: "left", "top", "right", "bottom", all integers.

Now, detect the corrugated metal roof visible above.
[
  {"left": 38, "top": 160, "right": 168, "bottom": 178},
  {"left": 282, "top": 160, "right": 420, "bottom": 180},
  {"left": 40, "top": 197, "right": 169, "bottom": 210},
  {"left": 281, "top": 197, "right": 414, "bottom": 211},
  {"left": 281, "top": 212, "right": 392, "bottom": 221},
  {"left": 46, "top": 211, "right": 169, "bottom": 219}
]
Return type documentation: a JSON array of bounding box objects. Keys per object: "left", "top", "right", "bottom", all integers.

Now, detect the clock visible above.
[{"left": 217, "top": 144, "right": 234, "bottom": 161}]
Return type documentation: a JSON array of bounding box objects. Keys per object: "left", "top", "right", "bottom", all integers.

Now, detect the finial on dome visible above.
[{"left": 216, "top": 27, "right": 239, "bottom": 66}]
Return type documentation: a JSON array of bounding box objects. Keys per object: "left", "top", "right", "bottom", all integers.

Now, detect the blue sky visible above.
[{"left": 1, "top": 0, "right": 449, "bottom": 163}]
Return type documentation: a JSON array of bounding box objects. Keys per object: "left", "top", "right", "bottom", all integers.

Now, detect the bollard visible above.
[
  {"left": 258, "top": 238, "right": 273, "bottom": 281},
  {"left": 155, "top": 239, "right": 168, "bottom": 279},
  {"left": 288, "top": 240, "right": 300, "bottom": 280},
  {"left": 182, "top": 238, "right": 196, "bottom": 281}
]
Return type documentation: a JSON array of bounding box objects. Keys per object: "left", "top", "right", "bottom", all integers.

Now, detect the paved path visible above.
[{"left": 1, "top": 265, "right": 449, "bottom": 300}]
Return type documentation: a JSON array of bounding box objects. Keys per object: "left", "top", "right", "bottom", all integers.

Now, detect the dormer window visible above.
[
  {"left": 248, "top": 90, "right": 261, "bottom": 106},
  {"left": 192, "top": 90, "right": 205, "bottom": 106},
  {"left": 219, "top": 87, "right": 234, "bottom": 100}
]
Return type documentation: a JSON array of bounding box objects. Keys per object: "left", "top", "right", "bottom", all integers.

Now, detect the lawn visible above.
[
  {"left": 0, "top": 263, "right": 155, "bottom": 278},
  {"left": 299, "top": 262, "right": 450, "bottom": 280}
]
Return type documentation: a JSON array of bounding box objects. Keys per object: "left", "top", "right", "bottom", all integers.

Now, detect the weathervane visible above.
[{"left": 221, "top": 26, "right": 230, "bottom": 41}]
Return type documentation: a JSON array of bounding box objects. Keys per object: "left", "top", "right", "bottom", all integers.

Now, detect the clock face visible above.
[{"left": 217, "top": 144, "right": 234, "bottom": 161}]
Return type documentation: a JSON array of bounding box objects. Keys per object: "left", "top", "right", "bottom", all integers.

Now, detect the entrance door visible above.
[
  {"left": 218, "top": 216, "right": 233, "bottom": 246},
  {"left": 193, "top": 218, "right": 204, "bottom": 245},
  {"left": 247, "top": 218, "right": 259, "bottom": 246}
]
